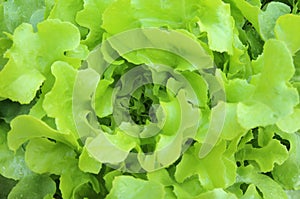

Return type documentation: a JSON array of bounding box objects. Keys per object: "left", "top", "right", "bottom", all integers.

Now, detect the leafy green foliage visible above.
[{"left": 1, "top": 0, "right": 300, "bottom": 198}]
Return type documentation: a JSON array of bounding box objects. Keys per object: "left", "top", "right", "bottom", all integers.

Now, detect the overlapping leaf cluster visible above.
[{"left": 1, "top": 0, "right": 300, "bottom": 198}]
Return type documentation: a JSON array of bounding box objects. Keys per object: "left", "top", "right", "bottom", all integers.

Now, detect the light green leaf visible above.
[
  {"left": 86, "top": 130, "right": 138, "bottom": 164},
  {"left": 237, "top": 166, "right": 288, "bottom": 199},
  {"left": 225, "top": 79, "right": 255, "bottom": 103},
  {"left": 258, "top": 2, "right": 290, "bottom": 41},
  {"left": 173, "top": 176, "right": 205, "bottom": 199},
  {"left": 76, "top": 0, "right": 114, "bottom": 48},
  {"left": 59, "top": 164, "right": 100, "bottom": 199},
  {"left": 236, "top": 139, "right": 289, "bottom": 172},
  {"left": 240, "top": 184, "right": 262, "bottom": 199},
  {"left": 0, "top": 19, "right": 82, "bottom": 104},
  {"left": 7, "top": 115, "right": 79, "bottom": 151},
  {"left": 273, "top": 133, "right": 300, "bottom": 190},
  {"left": 48, "top": 0, "right": 86, "bottom": 35},
  {"left": 237, "top": 39, "right": 299, "bottom": 129},
  {"left": 275, "top": 14, "right": 300, "bottom": 54},
  {"left": 103, "top": 170, "right": 122, "bottom": 191},
  {"left": 196, "top": 188, "right": 237, "bottom": 199},
  {"left": 78, "top": 146, "right": 102, "bottom": 174},
  {"left": 43, "top": 61, "right": 78, "bottom": 136},
  {"left": 106, "top": 176, "right": 165, "bottom": 199},
  {"left": 231, "top": 0, "right": 261, "bottom": 31},
  {"left": 197, "top": 0, "right": 235, "bottom": 53},
  {"left": 277, "top": 109, "right": 300, "bottom": 133},
  {"left": 175, "top": 141, "right": 236, "bottom": 189},
  {"left": 25, "top": 138, "right": 77, "bottom": 175},
  {"left": 2, "top": 0, "right": 45, "bottom": 33},
  {"left": 219, "top": 103, "right": 247, "bottom": 140}
]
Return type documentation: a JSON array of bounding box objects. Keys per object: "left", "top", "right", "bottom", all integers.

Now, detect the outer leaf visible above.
[
  {"left": 275, "top": 14, "right": 300, "bottom": 54},
  {"left": 43, "top": 61, "right": 78, "bottom": 135},
  {"left": 102, "top": 0, "right": 234, "bottom": 53},
  {"left": 103, "top": 170, "right": 122, "bottom": 191},
  {"left": 76, "top": 0, "right": 114, "bottom": 48},
  {"left": 0, "top": 19, "right": 81, "bottom": 103},
  {"left": 59, "top": 165, "right": 100, "bottom": 199},
  {"left": 106, "top": 176, "right": 165, "bottom": 199},
  {"left": 78, "top": 146, "right": 102, "bottom": 174},
  {"left": 195, "top": 188, "right": 237, "bottom": 199},
  {"left": 48, "top": 0, "right": 86, "bottom": 35},
  {"left": 273, "top": 133, "right": 300, "bottom": 190},
  {"left": 230, "top": 0, "right": 261, "bottom": 31},
  {"left": 173, "top": 176, "right": 205, "bottom": 198},
  {"left": 219, "top": 102, "right": 246, "bottom": 140},
  {"left": 0, "top": 174, "right": 17, "bottom": 199},
  {"left": 236, "top": 139, "right": 289, "bottom": 172},
  {"left": 237, "top": 166, "right": 288, "bottom": 199},
  {"left": 258, "top": 2, "right": 290, "bottom": 41},
  {"left": 86, "top": 129, "right": 138, "bottom": 164},
  {"left": 7, "top": 115, "right": 79, "bottom": 151},
  {"left": 225, "top": 79, "right": 255, "bottom": 103},
  {"left": 0, "top": 99, "right": 34, "bottom": 123},
  {"left": 175, "top": 141, "right": 236, "bottom": 189},
  {"left": 8, "top": 174, "right": 56, "bottom": 199},
  {"left": 240, "top": 184, "right": 262, "bottom": 199},
  {"left": 197, "top": 0, "right": 235, "bottom": 53},
  {"left": 0, "top": 122, "right": 31, "bottom": 180},
  {"left": 277, "top": 109, "right": 300, "bottom": 133},
  {"left": 2, "top": 0, "right": 45, "bottom": 33},
  {"left": 237, "top": 39, "right": 299, "bottom": 129},
  {"left": 0, "top": 37, "right": 12, "bottom": 69},
  {"left": 25, "top": 138, "right": 77, "bottom": 175}
]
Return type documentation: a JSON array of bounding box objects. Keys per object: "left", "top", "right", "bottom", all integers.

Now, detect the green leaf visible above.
[
  {"left": 197, "top": 0, "right": 235, "bottom": 53},
  {"left": 275, "top": 14, "right": 300, "bottom": 54},
  {"left": 106, "top": 175, "right": 165, "bottom": 199},
  {"left": 237, "top": 166, "right": 288, "bottom": 199},
  {"left": 0, "top": 174, "right": 17, "bottom": 199},
  {"left": 0, "top": 122, "right": 32, "bottom": 180},
  {"left": 76, "top": 0, "right": 114, "bottom": 48},
  {"left": 195, "top": 188, "right": 237, "bottom": 199},
  {"left": 86, "top": 129, "right": 138, "bottom": 164},
  {"left": 258, "top": 2, "right": 290, "bottom": 41},
  {"left": 2, "top": 0, "right": 45, "bottom": 33},
  {"left": 219, "top": 102, "right": 247, "bottom": 140},
  {"left": 0, "top": 99, "right": 34, "bottom": 123},
  {"left": 173, "top": 176, "right": 205, "bottom": 198},
  {"left": 43, "top": 61, "right": 78, "bottom": 136},
  {"left": 8, "top": 174, "right": 56, "bottom": 199},
  {"left": 225, "top": 79, "right": 255, "bottom": 103},
  {"left": 0, "top": 37, "right": 12, "bottom": 70},
  {"left": 277, "top": 109, "right": 300, "bottom": 133},
  {"left": 7, "top": 115, "right": 79, "bottom": 152},
  {"left": 59, "top": 165, "right": 100, "bottom": 199},
  {"left": 230, "top": 0, "right": 261, "bottom": 31},
  {"left": 147, "top": 169, "right": 174, "bottom": 187},
  {"left": 175, "top": 141, "right": 236, "bottom": 189},
  {"left": 240, "top": 184, "right": 262, "bottom": 199},
  {"left": 48, "top": 0, "right": 86, "bottom": 36},
  {"left": 237, "top": 39, "right": 299, "bottom": 129},
  {"left": 103, "top": 170, "right": 122, "bottom": 191},
  {"left": 103, "top": 0, "right": 235, "bottom": 53},
  {"left": 25, "top": 138, "right": 77, "bottom": 175},
  {"left": 236, "top": 139, "right": 289, "bottom": 172},
  {"left": 78, "top": 146, "right": 102, "bottom": 174},
  {"left": 273, "top": 133, "right": 300, "bottom": 190},
  {"left": 0, "top": 19, "right": 81, "bottom": 104}
]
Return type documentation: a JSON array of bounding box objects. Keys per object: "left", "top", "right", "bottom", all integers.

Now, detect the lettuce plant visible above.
[{"left": 1, "top": 0, "right": 300, "bottom": 198}]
